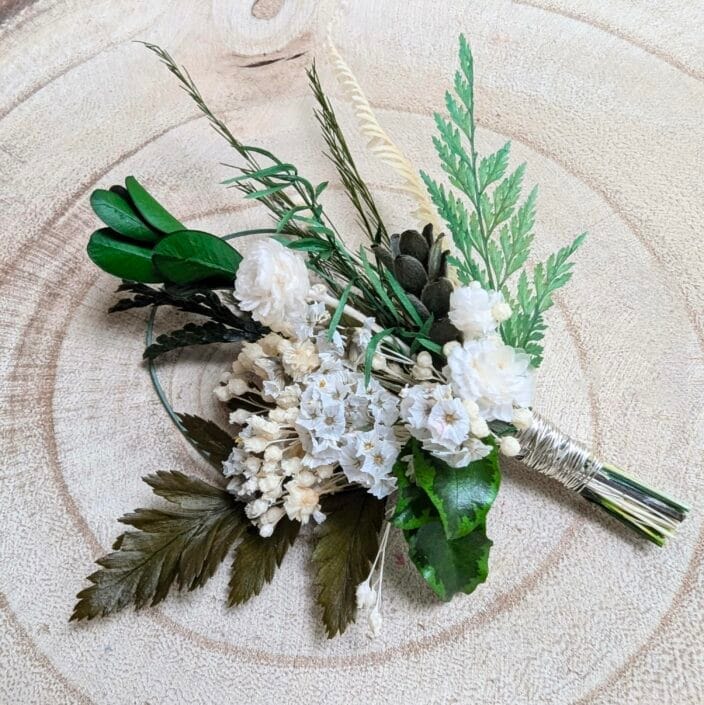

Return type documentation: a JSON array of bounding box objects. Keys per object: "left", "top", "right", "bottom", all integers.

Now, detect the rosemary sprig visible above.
[
  {"left": 307, "top": 63, "right": 389, "bottom": 247},
  {"left": 143, "top": 43, "right": 418, "bottom": 336}
]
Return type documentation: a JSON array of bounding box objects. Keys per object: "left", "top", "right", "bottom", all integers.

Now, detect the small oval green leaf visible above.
[
  {"left": 90, "top": 189, "right": 158, "bottom": 243},
  {"left": 125, "top": 176, "right": 185, "bottom": 234},
  {"left": 87, "top": 228, "right": 161, "bottom": 283},
  {"left": 152, "top": 230, "right": 242, "bottom": 285}
]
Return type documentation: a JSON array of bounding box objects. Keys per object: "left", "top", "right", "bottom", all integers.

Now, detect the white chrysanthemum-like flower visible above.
[
  {"left": 444, "top": 337, "right": 535, "bottom": 422},
  {"left": 234, "top": 239, "right": 311, "bottom": 335},
  {"left": 448, "top": 282, "right": 507, "bottom": 339}
]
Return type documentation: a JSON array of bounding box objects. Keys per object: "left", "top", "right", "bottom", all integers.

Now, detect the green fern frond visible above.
[{"left": 424, "top": 35, "right": 585, "bottom": 366}]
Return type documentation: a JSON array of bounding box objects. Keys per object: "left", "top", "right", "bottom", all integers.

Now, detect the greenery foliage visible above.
[{"left": 421, "top": 35, "right": 585, "bottom": 366}]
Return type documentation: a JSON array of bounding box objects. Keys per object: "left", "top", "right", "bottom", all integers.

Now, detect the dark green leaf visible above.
[
  {"left": 391, "top": 456, "right": 437, "bottom": 530},
  {"left": 87, "top": 228, "right": 161, "bottom": 283},
  {"left": 144, "top": 320, "right": 253, "bottom": 359},
  {"left": 405, "top": 520, "right": 491, "bottom": 601},
  {"left": 152, "top": 230, "right": 242, "bottom": 285},
  {"left": 313, "top": 489, "right": 385, "bottom": 638},
  {"left": 70, "top": 471, "right": 244, "bottom": 620},
  {"left": 411, "top": 441, "right": 500, "bottom": 540},
  {"left": 125, "top": 176, "right": 185, "bottom": 234},
  {"left": 90, "top": 189, "right": 158, "bottom": 242},
  {"left": 176, "top": 414, "right": 235, "bottom": 469},
  {"left": 227, "top": 518, "right": 300, "bottom": 605}
]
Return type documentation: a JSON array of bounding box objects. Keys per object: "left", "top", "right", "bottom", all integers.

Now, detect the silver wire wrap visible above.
[{"left": 516, "top": 413, "right": 602, "bottom": 492}]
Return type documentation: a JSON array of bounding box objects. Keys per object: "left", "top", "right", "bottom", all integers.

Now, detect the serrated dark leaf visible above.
[
  {"left": 70, "top": 471, "right": 245, "bottom": 621},
  {"left": 227, "top": 518, "right": 300, "bottom": 606},
  {"left": 176, "top": 414, "right": 235, "bottom": 469},
  {"left": 391, "top": 455, "right": 437, "bottom": 530},
  {"left": 109, "top": 281, "right": 266, "bottom": 335},
  {"left": 144, "top": 320, "right": 251, "bottom": 359},
  {"left": 313, "top": 489, "right": 385, "bottom": 638}
]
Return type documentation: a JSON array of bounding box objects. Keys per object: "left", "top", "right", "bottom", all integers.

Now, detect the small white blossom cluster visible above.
[
  {"left": 400, "top": 383, "right": 492, "bottom": 467},
  {"left": 216, "top": 326, "right": 401, "bottom": 536},
  {"left": 399, "top": 281, "right": 535, "bottom": 463}
]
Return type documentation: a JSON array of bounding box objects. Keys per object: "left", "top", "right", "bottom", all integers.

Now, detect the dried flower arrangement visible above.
[{"left": 72, "top": 37, "right": 688, "bottom": 637}]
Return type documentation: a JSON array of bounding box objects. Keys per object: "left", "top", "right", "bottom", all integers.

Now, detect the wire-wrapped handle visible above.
[{"left": 516, "top": 413, "right": 689, "bottom": 546}]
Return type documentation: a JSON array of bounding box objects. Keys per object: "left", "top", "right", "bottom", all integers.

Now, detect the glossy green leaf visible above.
[
  {"left": 90, "top": 189, "right": 158, "bottom": 242},
  {"left": 87, "top": 228, "right": 161, "bottom": 283},
  {"left": 412, "top": 440, "right": 500, "bottom": 540},
  {"left": 391, "top": 456, "right": 437, "bottom": 530},
  {"left": 152, "top": 230, "right": 242, "bottom": 285},
  {"left": 405, "top": 520, "right": 491, "bottom": 601},
  {"left": 125, "top": 176, "right": 185, "bottom": 234}
]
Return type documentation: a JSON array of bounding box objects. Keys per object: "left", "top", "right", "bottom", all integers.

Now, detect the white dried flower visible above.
[
  {"left": 248, "top": 416, "right": 281, "bottom": 440},
  {"left": 283, "top": 481, "right": 322, "bottom": 524},
  {"left": 416, "top": 351, "right": 433, "bottom": 368},
  {"left": 229, "top": 408, "right": 251, "bottom": 426},
  {"left": 281, "top": 339, "right": 320, "bottom": 380},
  {"left": 226, "top": 377, "right": 250, "bottom": 396},
  {"left": 448, "top": 282, "right": 506, "bottom": 339},
  {"left": 258, "top": 332, "right": 284, "bottom": 356},
  {"left": 356, "top": 581, "right": 377, "bottom": 610},
  {"left": 245, "top": 498, "right": 270, "bottom": 519},
  {"left": 426, "top": 398, "right": 470, "bottom": 448},
  {"left": 234, "top": 239, "right": 311, "bottom": 335},
  {"left": 368, "top": 606, "right": 383, "bottom": 637},
  {"left": 470, "top": 416, "right": 490, "bottom": 438},
  {"left": 263, "top": 445, "right": 283, "bottom": 462},
  {"left": 443, "top": 340, "right": 461, "bottom": 356},
  {"left": 411, "top": 363, "right": 435, "bottom": 381},
  {"left": 214, "top": 384, "right": 233, "bottom": 402},
  {"left": 237, "top": 342, "right": 264, "bottom": 371},
  {"left": 241, "top": 435, "right": 268, "bottom": 454},
  {"left": 492, "top": 301, "right": 512, "bottom": 323},
  {"left": 222, "top": 447, "right": 247, "bottom": 478},
  {"left": 500, "top": 436, "right": 521, "bottom": 457},
  {"left": 513, "top": 407, "right": 533, "bottom": 431},
  {"left": 462, "top": 399, "right": 480, "bottom": 418},
  {"left": 444, "top": 337, "right": 534, "bottom": 422}
]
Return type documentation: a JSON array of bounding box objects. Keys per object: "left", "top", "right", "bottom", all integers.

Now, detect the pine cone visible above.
[{"left": 373, "top": 223, "right": 460, "bottom": 346}]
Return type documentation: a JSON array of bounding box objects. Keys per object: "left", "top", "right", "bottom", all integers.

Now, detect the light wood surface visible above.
[{"left": 1, "top": 1, "right": 703, "bottom": 703}]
